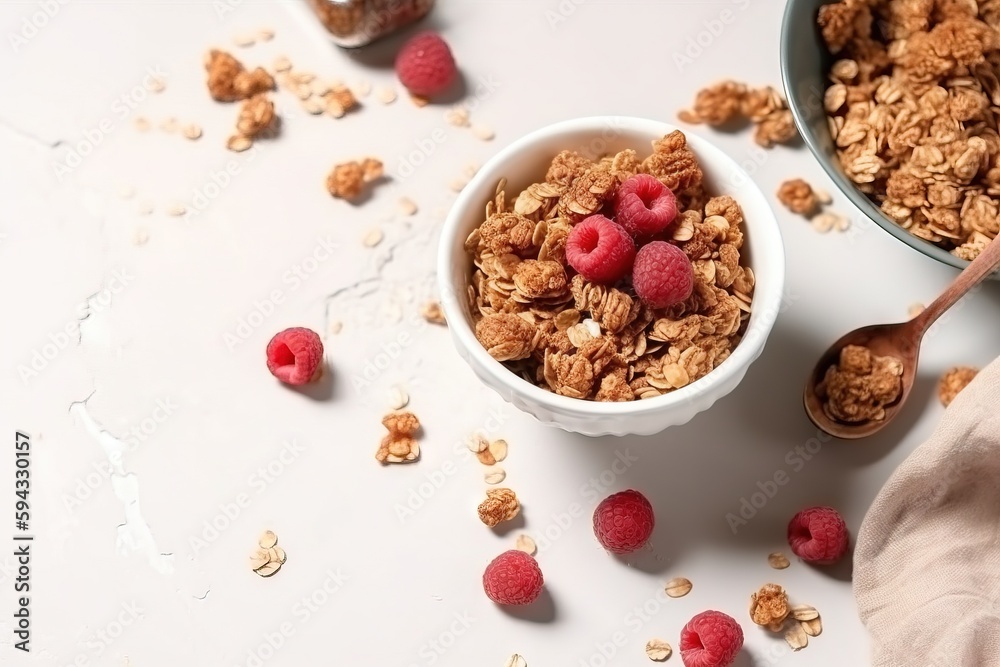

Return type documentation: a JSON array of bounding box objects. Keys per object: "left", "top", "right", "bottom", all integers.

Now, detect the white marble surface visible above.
[{"left": 3, "top": 1, "right": 1000, "bottom": 665}]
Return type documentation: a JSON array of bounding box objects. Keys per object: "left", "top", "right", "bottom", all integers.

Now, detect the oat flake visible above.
[
  {"left": 515, "top": 534, "right": 537, "bottom": 555},
  {"left": 311, "top": 80, "right": 331, "bottom": 97},
  {"left": 165, "top": 203, "right": 187, "bottom": 217},
  {"left": 446, "top": 106, "right": 470, "bottom": 127},
  {"left": 254, "top": 560, "right": 281, "bottom": 577},
  {"left": 768, "top": 552, "right": 790, "bottom": 569},
  {"left": 388, "top": 385, "right": 409, "bottom": 410},
  {"left": 484, "top": 467, "right": 506, "bottom": 485},
  {"left": 645, "top": 639, "right": 672, "bottom": 661},
  {"left": 801, "top": 617, "right": 822, "bottom": 637},
  {"left": 249, "top": 548, "right": 270, "bottom": 570},
  {"left": 325, "top": 99, "right": 346, "bottom": 118},
  {"left": 665, "top": 577, "right": 692, "bottom": 598},
  {"left": 488, "top": 439, "right": 508, "bottom": 462},
  {"left": 227, "top": 135, "right": 253, "bottom": 152},
  {"left": 420, "top": 300, "right": 446, "bottom": 325},
  {"left": 472, "top": 124, "right": 495, "bottom": 141},
  {"left": 398, "top": 197, "right": 418, "bottom": 216},
  {"left": 376, "top": 87, "right": 397, "bottom": 104},
  {"left": 467, "top": 433, "right": 489, "bottom": 454},
  {"left": 785, "top": 623, "right": 808, "bottom": 651},
  {"left": 302, "top": 98, "right": 324, "bottom": 115},
  {"left": 362, "top": 227, "right": 384, "bottom": 247},
  {"left": 354, "top": 80, "right": 372, "bottom": 97}
]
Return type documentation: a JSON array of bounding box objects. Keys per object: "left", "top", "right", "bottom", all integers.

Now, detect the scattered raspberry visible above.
[
  {"left": 395, "top": 32, "right": 457, "bottom": 97},
  {"left": 482, "top": 550, "right": 544, "bottom": 606},
  {"left": 565, "top": 215, "right": 636, "bottom": 284},
  {"left": 614, "top": 174, "right": 679, "bottom": 236},
  {"left": 680, "top": 611, "right": 744, "bottom": 667},
  {"left": 593, "top": 489, "right": 654, "bottom": 554},
  {"left": 632, "top": 241, "right": 694, "bottom": 308},
  {"left": 787, "top": 506, "right": 850, "bottom": 565},
  {"left": 265, "top": 327, "right": 324, "bottom": 385}
]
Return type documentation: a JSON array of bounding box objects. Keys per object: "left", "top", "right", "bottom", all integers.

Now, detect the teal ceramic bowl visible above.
[{"left": 779, "top": 0, "right": 970, "bottom": 272}]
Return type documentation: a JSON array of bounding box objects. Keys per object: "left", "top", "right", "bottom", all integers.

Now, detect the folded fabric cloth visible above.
[{"left": 855, "top": 357, "right": 1000, "bottom": 666}]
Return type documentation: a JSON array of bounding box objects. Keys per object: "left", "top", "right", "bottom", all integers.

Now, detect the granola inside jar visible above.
[{"left": 307, "top": 0, "right": 435, "bottom": 47}]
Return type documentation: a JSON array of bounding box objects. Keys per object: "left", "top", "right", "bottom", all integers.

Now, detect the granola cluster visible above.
[
  {"left": 775, "top": 178, "right": 852, "bottom": 233},
  {"left": 817, "top": 344, "right": 904, "bottom": 423},
  {"left": 376, "top": 411, "right": 421, "bottom": 464},
  {"left": 477, "top": 488, "right": 520, "bottom": 527},
  {"left": 938, "top": 365, "right": 979, "bottom": 406},
  {"left": 777, "top": 179, "right": 821, "bottom": 216},
  {"left": 204, "top": 49, "right": 279, "bottom": 150},
  {"left": 819, "top": 0, "right": 1000, "bottom": 259},
  {"left": 236, "top": 94, "right": 277, "bottom": 138},
  {"left": 326, "top": 158, "right": 384, "bottom": 200},
  {"left": 465, "top": 132, "right": 755, "bottom": 402},
  {"left": 749, "top": 583, "right": 825, "bottom": 652},
  {"left": 750, "top": 583, "right": 790, "bottom": 630},
  {"left": 205, "top": 49, "right": 275, "bottom": 102},
  {"left": 678, "top": 81, "right": 799, "bottom": 148}
]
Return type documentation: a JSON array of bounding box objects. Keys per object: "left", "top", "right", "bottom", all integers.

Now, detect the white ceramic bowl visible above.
[{"left": 438, "top": 117, "right": 785, "bottom": 437}]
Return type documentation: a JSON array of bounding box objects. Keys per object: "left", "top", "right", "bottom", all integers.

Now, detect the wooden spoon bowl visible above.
[{"left": 804, "top": 235, "right": 1000, "bottom": 439}]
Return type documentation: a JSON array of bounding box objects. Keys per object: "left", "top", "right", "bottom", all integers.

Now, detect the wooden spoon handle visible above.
[{"left": 913, "top": 235, "right": 1000, "bottom": 336}]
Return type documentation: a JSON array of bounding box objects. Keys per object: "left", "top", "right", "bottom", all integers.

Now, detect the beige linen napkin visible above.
[{"left": 855, "top": 357, "right": 1000, "bottom": 666}]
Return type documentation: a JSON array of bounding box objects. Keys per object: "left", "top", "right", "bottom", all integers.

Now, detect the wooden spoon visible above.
[{"left": 804, "top": 236, "right": 1000, "bottom": 439}]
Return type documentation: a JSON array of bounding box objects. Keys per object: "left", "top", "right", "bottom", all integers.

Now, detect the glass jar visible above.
[{"left": 307, "top": 0, "right": 435, "bottom": 48}]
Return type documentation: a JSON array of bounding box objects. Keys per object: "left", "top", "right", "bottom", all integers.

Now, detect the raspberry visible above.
[
  {"left": 614, "top": 174, "right": 679, "bottom": 236},
  {"left": 482, "top": 550, "right": 543, "bottom": 606},
  {"left": 632, "top": 241, "right": 694, "bottom": 308},
  {"left": 565, "top": 215, "right": 636, "bottom": 284},
  {"left": 679, "top": 611, "right": 744, "bottom": 667},
  {"left": 265, "top": 327, "right": 324, "bottom": 385},
  {"left": 787, "top": 506, "right": 850, "bottom": 565},
  {"left": 592, "top": 489, "right": 654, "bottom": 554},
  {"left": 395, "top": 32, "right": 457, "bottom": 97}
]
